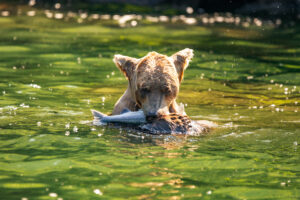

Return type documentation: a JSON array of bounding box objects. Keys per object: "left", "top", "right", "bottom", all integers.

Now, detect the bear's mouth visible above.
[{"left": 146, "top": 115, "right": 158, "bottom": 122}]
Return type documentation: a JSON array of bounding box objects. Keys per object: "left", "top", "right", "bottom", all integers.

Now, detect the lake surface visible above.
[{"left": 0, "top": 14, "right": 299, "bottom": 199}]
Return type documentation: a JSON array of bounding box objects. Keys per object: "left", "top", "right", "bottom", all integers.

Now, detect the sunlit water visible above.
[{"left": 0, "top": 15, "right": 299, "bottom": 199}]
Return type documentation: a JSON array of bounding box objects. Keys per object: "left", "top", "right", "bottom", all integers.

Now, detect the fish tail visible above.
[{"left": 91, "top": 109, "right": 106, "bottom": 119}]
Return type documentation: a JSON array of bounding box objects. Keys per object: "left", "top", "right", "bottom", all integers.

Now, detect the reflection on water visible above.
[{"left": 0, "top": 13, "right": 299, "bottom": 199}]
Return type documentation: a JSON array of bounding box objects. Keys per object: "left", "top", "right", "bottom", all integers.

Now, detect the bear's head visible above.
[{"left": 113, "top": 48, "right": 193, "bottom": 117}]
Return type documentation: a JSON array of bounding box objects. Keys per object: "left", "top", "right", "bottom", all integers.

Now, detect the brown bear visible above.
[{"left": 112, "top": 48, "right": 193, "bottom": 118}]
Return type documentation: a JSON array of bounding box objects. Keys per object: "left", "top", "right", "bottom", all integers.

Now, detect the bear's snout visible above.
[
  {"left": 140, "top": 90, "right": 170, "bottom": 118},
  {"left": 143, "top": 103, "right": 170, "bottom": 118}
]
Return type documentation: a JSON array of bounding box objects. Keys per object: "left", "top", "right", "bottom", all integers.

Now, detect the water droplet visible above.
[
  {"left": 130, "top": 20, "right": 138, "bottom": 27},
  {"left": 49, "top": 193, "right": 57, "bottom": 197},
  {"left": 28, "top": 0, "right": 36, "bottom": 6},
  {"left": 29, "top": 83, "right": 41, "bottom": 89},
  {"left": 29, "top": 138, "right": 35, "bottom": 142},
  {"left": 276, "top": 19, "right": 282, "bottom": 25},
  {"left": 186, "top": 7, "right": 194, "bottom": 14},
  {"left": 54, "top": 3, "right": 61, "bottom": 9},
  {"left": 73, "top": 126, "right": 78, "bottom": 133},
  {"left": 93, "top": 189, "right": 103, "bottom": 195},
  {"left": 65, "top": 123, "right": 70, "bottom": 129},
  {"left": 80, "top": 13, "right": 88, "bottom": 19},
  {"left": 247, "top": 76, "right": 254, "bottom": 80},
  {"left": 77, "top": 57, "right": 81, "bottom": 64},
  {"left": 45, "top": 11, "right": 53, "bottom": 18},
  {"left": 27, "top": 10, "right": 36, "bottom": 17},
  {"left": 91, "top": 14, "right": 100, "bottom": 20},
  {"left": 1, "top": 11, "right": 10, "bottom": 17},
  {"left": 54, "top": 13, "right": 64, "bottom": 19},
  {"left": 20, "top": 103, "right": 30, "bottom": 108}
]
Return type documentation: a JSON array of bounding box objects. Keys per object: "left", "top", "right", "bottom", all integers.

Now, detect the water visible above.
[{"left": 0, "top": 15, "right": 299, "bottom": 199}]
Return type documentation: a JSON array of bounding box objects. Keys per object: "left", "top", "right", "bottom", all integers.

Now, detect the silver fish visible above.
[
  {"left": 91, "top": 109, "right": 217, "bottom": 135},
  {"left": 91, "top": 109, "right": 146, "bottom": 125}
]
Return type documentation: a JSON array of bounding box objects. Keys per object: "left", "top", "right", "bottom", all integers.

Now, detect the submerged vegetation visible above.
[{"left": 0, "top": 8, "right": 299, "bottom": 200}]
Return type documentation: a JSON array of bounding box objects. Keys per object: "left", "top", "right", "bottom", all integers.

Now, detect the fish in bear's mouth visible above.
[{"left": 91, "top": 109, "right": 215, "bottom": 135}]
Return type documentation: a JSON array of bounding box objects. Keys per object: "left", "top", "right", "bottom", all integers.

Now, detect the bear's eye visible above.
[
  {"left": 162, "top": 87, "right": 172, "bottom": 95},
  {"left": 140, "top": 88, "right": 150, "bottom": 97}
]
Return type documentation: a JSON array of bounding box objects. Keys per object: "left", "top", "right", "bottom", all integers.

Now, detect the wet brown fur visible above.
[{"left": 145, "top": 113, "right": 192, "bottom": 134}]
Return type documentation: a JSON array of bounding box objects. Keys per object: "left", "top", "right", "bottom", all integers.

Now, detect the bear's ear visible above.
[
  {"left": 113, "top": 55, "right": 139, "bottom": 79},
  {"left": 171, "top": 48, "right": 194, "bottom": 82}
]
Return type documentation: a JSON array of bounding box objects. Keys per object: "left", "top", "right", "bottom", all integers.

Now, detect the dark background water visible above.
[{"left": 2, "top": 0, "right": 300, "bottom": 18}]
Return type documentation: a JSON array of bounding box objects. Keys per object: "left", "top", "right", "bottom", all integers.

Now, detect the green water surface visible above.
[{"left": 0, "top": 15, "right": 299, "bottom": 199}]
